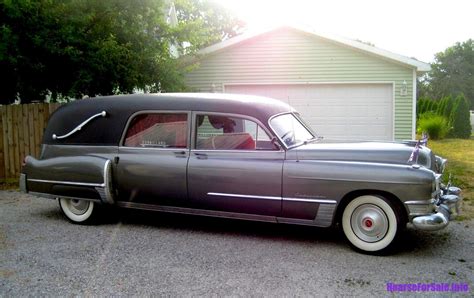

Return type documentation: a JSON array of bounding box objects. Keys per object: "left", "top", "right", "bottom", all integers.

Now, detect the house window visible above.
[
  {"left": 124, "top": 113, "right": 188, "bottom": 148},
  {"left": 195, "top": 114, "right": 275, "bottom": 150}
]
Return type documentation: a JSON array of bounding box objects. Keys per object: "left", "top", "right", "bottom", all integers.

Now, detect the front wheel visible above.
[
  {"left": 59, "top": 198, "right": 98, "bottom": 224},
  {"left": 342, "top": 195, "right": 400, "bottom": 253}
]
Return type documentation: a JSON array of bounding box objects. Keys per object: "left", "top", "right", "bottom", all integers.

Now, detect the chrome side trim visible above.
[
  {"left": 207, "top": 192, "right": 281, "bottom": 201},
  {"left": 283, "top": 197, "right": 337, "bottom": 204},
  {"left": 287, "top": 174, "right": 425, "bottom": 185},
  {"left": 276, "top": 217, "right": 317, "bottom": 226},
  {"left": 27, "top": 178, "right": 104, "bottom": 188},
  {"left": 52, "top": 111, "right": 106, "bottom": 140},
  {"left": 116, "top": 201, "right": 278, "bottom": 223},
  {"left": 29, "top": 191, "right": 101, "bottom": 202},
  {"left": 206, "top": 193, "right": 337, "bottom": 204}
]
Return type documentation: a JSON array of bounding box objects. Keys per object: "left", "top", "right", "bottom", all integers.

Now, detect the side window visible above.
[
  {"left": 195, "top": 115, "right": 276, "bottom": 150},
  {"left": 124, "top": 113, "right": 188, "bottom": 148}
]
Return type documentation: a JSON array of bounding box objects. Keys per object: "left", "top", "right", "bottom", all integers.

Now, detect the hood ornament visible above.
[
  {"left": 408, "top": 140, "right": 420, "bottom": 164},
  {"left": 408, "top": 132, "right": 429, "bottom": 165}
]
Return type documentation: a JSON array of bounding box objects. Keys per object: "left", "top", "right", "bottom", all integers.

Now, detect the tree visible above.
[
  {"left": 173, "top": 0, "right": 245, "bottom": 54},
  {"left": 436, "top": 97, "right": 446, "bottom": 115},
  {"left": 442, "top": 95, "right": 455, "bottom": 118},
  {"left": 0, "top": 0, "right": 243, "bottom": 104},
  {"left": 449, "top": 94, "right": 471, "bottom": 138},
  {"left": 428, "top": 39, "right": 474, "bottom": 109}
]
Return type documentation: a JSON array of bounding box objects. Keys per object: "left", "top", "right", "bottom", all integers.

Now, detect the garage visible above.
[
  {"left": 184, "top": 25, "right": 429, "bottom": 141},
  {"left": 225, "top": 83, "right": 393, "bottom": 140}
]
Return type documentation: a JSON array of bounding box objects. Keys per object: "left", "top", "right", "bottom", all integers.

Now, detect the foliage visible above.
[
  {"left": 419, "top": 39, "right": 474, "bottom": 109},
  {"left": 417, "top": 112, "right": 449, "bottom": 140},
  {"left": 429, "top": 139, "right": 474, "bottom": 220},
  {"left": 0, "top": 0, "right": 243, "bottom": 104},
  {"left": 416, "top": 94, "right": 471, "bottom": 139},
  {"left": 417, "top": 97, "right": 443, "bottom": 117},
  {"left": 449, "top": 95, "right": 472, "bottom": 138},
  {"left": 173, "top": 0, "right": 245, "bottom": 54}
]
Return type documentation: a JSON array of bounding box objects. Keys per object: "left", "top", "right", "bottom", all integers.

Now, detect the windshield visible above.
[{"left": 270, "top": 113, "right": 316, "bottom": 147}]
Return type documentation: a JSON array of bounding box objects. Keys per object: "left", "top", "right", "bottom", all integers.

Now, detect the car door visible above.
[
  {"left": 187, "top": 112, "right": 284, "bottom": 216},
  {"left": 116, "top": 111, "right": 191, "bottom": 206}
]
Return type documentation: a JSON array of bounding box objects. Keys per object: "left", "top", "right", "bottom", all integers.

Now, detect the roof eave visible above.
[{"left": 193, "top": 25, "right": 432, "bottom": 73}]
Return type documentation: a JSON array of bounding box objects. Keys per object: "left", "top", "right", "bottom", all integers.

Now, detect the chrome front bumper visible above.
[{"left": 410, "top": 186, "right": 461, "bottom": 231}]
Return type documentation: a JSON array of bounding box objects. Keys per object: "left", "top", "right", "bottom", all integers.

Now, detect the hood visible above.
[{"left": 293, "top": 140, "right": 435, "bottom": 170}]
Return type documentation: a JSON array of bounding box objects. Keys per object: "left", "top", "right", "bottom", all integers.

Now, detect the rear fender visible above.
[{"left": 21, "top": 156, "right": 114, "bottom": 204}]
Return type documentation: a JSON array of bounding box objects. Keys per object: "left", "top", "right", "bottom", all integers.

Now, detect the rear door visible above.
[
  {"left": 116, "top": 111, "right": 191, "bottom": 206},
  {"left": 187, "top": 112, "right": 284, "bottom": 216}
]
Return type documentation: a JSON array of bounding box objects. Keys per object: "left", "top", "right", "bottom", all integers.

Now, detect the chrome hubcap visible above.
[
  {"left": 351, "top": 204, "right": 388, "bottom": 243},
  {"left": 67, "top": 199, "right": 90, "bottom": 215}
]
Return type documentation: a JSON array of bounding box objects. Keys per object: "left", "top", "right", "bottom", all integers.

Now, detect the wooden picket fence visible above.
[{"left": 0, "top": 103, "right": 62, "bottom": 182}]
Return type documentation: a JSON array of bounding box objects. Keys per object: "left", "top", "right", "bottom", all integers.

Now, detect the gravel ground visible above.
[{"left": 1, "top": 190, "right": 473, "bottom": 296}]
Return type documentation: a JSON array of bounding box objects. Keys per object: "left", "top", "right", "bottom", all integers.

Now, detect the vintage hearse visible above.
[{"left": 20, "top": 93, "right": 461, "bottom": 253}]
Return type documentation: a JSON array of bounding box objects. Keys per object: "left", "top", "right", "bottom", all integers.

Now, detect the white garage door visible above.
[{"left": 224, "top": 83, "right": 393, "bottom": 141}]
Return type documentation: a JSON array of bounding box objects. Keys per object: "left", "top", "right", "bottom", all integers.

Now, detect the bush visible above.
[
  {"left": 443, "top": 95, "right": 455, "bottom": 118},
  {"left": 416, "top": 98, "right": 432, "bottom": 118},
  {"left": 449, "top": 95, "right": 472, "bottom": 138},
  {"left": 417, "top": 113, "right": 449, "bottom": 139}
]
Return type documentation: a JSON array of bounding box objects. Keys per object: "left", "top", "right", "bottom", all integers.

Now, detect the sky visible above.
[{"left": 216, "top": 0, "right": 474, "bottom": 63}]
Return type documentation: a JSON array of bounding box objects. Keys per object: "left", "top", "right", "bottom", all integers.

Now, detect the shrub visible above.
[
  {"left": 416, "top": 98, "right": 431, "bottom": 118},
  {"left": 449, "top": 95, "right": 472, "bottom": 138},
  {"left": 437, "top": 97, "right": 447, "bottom": 115},
  {"left": 417, "top": 112, "right": 449, "bottom": 140},
  {"left": 443, "top": 95, "right": 455, "bottom": 118}
]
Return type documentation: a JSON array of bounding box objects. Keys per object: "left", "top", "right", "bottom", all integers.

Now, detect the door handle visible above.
[
  {"left": 194, "top": 152, "right": 208, "bottom": 159},
  {"left": 174, "top": 151, "right": 187, "bottom": 158}
]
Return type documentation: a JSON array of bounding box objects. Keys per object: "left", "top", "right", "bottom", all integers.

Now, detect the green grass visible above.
[
  {"left": 428, "top": 138, "right": 474, "bottom": 220},
  {"left": 0, "top": 181, "right": 18, "bottom": 191}
]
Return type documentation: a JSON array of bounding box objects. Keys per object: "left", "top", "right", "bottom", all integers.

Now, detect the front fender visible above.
[{"left": 283, "top": 160, "right": 434, "bottom": 203}]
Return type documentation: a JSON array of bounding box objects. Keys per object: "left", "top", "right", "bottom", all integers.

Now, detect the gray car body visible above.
[{"left": 21, "top": 93, "right": 441, "bottom": 228}]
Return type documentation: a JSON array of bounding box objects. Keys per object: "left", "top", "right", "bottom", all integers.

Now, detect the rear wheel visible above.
[
  {"left": 59, "top": 198, "right": 97, "bottom": 224},
  {"left": 342, "top": 195, "right": 400, "bottom": 253}
]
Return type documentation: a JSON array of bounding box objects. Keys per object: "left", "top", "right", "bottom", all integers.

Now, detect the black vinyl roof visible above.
[{"left": 43, "top": 93, "right": 293, "bottom": 146}]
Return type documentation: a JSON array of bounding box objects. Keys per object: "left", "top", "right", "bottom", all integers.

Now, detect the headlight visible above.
[{"left": 435, "top": 155, "right": 447, "bottom": 174}]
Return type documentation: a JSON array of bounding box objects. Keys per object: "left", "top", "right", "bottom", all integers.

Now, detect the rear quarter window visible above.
[{"left": 124, "top": 113, "right": 188, "bottom": 148}]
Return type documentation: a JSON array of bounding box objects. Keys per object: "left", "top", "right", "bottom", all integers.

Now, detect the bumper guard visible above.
[{"left": 411, "top": 186, "right": 461, "bottom": 231}]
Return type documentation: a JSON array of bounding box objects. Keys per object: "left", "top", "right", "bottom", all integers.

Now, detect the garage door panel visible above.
[{"left": 225, "top": 83, "right": 393, "bottom": 141}]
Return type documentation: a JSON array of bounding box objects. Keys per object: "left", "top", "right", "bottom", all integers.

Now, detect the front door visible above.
[
  {"left": 187, "top": 113, "right": 284, "bottom": 216},
  {"left": 116, "top": 111, "right": 191, "bottom": 206}
]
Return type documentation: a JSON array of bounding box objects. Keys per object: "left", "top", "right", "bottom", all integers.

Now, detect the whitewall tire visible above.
[
  {"left": 342, "top": 195, "right": 399, "bottom": 253},
  {"left": 59, "top": 198, "right": 96, "bottom": 224}
]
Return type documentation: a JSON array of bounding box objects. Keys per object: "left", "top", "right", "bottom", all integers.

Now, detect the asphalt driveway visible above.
[{"left": 1, "top": 190, "right": 472, "bottom": 296}]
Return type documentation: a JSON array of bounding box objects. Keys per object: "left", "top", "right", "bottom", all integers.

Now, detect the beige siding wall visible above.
[{"left": 184, "top": 28, "right": 415, "bottom": 140}]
